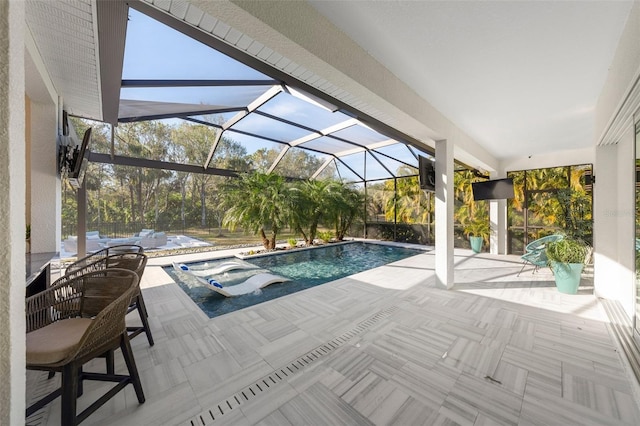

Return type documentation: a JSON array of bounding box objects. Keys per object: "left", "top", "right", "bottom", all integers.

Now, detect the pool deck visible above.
[{"left": 27, "top": 243, "right": 640, "bottom": 425}]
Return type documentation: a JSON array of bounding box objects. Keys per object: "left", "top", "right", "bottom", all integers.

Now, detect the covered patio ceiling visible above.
[
  {"left": 25, "top": 1, "right": 631, "bottom": 178},
  {"left": 113, "top": 7, "right": 431, "bottom": 183},
  {"left": 28, "top": 1, "right": 460, "bottom": 185}
]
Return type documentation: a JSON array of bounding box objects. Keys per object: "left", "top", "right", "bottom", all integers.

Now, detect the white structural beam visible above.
[
  {"left": 205, "top": 85, "right": 283, "bottom": 168},
  {"left": 489, "top": 170, "right": 507, "bottom": 255},
  {"left": 435, "top": 139, "right": 454, "bottom": 289}
]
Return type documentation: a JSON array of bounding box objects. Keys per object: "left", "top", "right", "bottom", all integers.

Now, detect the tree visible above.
[
  {"left": 382, "top": 167, "right": 434, "bottom": 224},
  {"left": 114, "top": 122, "right": 172, "bottom": 224},
  {"left": 453, "top": 170, "right": 489, "bottom": 241},
  {"left": 325, "top": 184, "right": 364, "bottom": 241},
  {"left": 290, "top": 179, "right": 344, "bottom": 245},
  {"left": 221, "top": 172, "right": 291, "bottom": 249},
  {"left": 250, "top": 147, "right": 324, "bottom": 178},
  {"left": 172, "top": 123, "right": 217, "bottom": 227}
]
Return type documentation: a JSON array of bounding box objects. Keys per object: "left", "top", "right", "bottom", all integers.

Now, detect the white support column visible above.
[
  {"left": 29, "top": 101, "right": 59, "bottom": 253},
  {"left": 489, "top": 170, "right": 507, "bottom": 254},
  {"left": 77, "top": 182, "right": 87, "bottom": 258},
  {"left": 435, "top": 139, "right": 454, "bottom": 289},
  {"left": 0, "top": 0, "right": 26, "bottom": 424}
]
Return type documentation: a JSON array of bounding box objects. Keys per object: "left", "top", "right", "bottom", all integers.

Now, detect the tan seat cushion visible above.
[{"left": 26, "top": 318, "right": 92, "bottom": 365}]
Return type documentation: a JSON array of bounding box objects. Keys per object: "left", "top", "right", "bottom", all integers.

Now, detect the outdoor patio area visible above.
[
  {"left": 25, "top": 245, "right": 640, "bottom": 426},
  {"left": 59, "top": 234, "right": 212, "bottom": 259}
]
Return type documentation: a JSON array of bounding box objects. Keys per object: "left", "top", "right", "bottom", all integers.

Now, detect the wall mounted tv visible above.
[
  {"left": 418, "top": 155, "right": 436, "bottom": 192},
  {"left": 67, "top": 127, "right": 92, "bottom": 189},
  {"left": 471, "top": 178, "right": 514, "bottom": 201}
]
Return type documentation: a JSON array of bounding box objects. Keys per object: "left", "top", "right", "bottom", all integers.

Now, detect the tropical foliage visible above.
[
  {"left": 507, "top": 165, "right": 592, "bottom": 250},
  {"left": 62, "top": 118, "right": 592, "bottom": 253},
  {"left": 62, "top": 118, "right": 324, "bottom": 237},
  {"left": 454, "top": 170, "right": 490, "bottom": 245},
  {"left": 220, "top": 172, "right": 290, "bottom": 250},
  {"left": 219, "top": 172, "right": 363, "bottom": 249}
]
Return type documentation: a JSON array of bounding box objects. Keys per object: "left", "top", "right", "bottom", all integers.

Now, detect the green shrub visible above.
[
  {"left": 546, "top": 237, "right": 588, "bottom": 264},
  {"left": 317, "top": 231, "right": 333, "bottom": 242}
]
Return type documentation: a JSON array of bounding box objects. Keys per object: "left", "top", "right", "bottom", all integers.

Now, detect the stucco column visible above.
[
  {"left": 489, "top": 170, "right": 507, "bottom": 254},
  {"left": 0, "top": 0, "right": 26, "bottom": 424},
  {"left": 29, "top": 101, "right": 59, "bottom": 253},
  {"left": 435, "top": 139, "right": 454, "bottom": 289}
]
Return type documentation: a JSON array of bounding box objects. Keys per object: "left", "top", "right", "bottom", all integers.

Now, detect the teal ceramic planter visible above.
[
  {"left": 470, "top": 236, "right": 483, "bottom": 253},
  {"left": 551, "top": 263, "right": 584, "bottom": 294}
]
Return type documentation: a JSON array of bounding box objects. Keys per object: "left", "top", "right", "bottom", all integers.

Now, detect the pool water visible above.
[{"left": 164, "top": 242, "right": 423, "bottom": 318}]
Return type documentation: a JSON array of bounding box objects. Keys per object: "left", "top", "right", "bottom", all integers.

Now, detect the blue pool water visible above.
[{"left": 164, "top": 242, "right": 423, "bottom": 318}]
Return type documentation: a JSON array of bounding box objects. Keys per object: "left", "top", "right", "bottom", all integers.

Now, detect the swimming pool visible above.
[{"left": 164, "top": 242, "right": 424, "bottom": 318}]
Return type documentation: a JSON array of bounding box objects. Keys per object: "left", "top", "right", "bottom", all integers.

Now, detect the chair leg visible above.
[
  {"left": 61, "top": 362, "right": 80, "bottom": 426},
  {"left": 517, "top": 261, "right": 528, "bottom": 277},
  {"left": 77, "top": 365, "right": 84, "bottom": 397},
  {"left": 120, "top": 333, "right": 145, "bottom": 404},
  {"left": 138, "top": 293, "right": 149, "bottom": 318},
  {"left": 136, "top": 294, "right": 154, "bottom": 346},
  {"left": 105, "top": 349, "right": 115, "bottom": 375}
]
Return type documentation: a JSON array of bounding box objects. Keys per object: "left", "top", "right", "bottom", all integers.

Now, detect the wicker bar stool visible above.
[
  {"left": 65, "top": 251, "right": 153, "bottom": 346},
  {"left": 26, "top": 268, "right": 145, "bottom": 425},
  {"left": 64, "top": 244, "right": 144, "bottom": 275}
]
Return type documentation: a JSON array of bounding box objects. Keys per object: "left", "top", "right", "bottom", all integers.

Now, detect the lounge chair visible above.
[
  {"left": 62, "top": 231, "right": 110, "bottom": 254},
  {"left": 172, "top": 261, "right": 257, "bottom": 277},
  {"left": 194, "top": 273, "right": 290, "bottom": 297},
  {"left": 517, "top": 234, "right": 564, "bottom": 276},
  {"left": 140, "top": 231, "right": 167, "bottom": 249}
]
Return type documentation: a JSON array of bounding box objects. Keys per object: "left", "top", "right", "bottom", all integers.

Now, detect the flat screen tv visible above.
[
  {"left": 67, "top": 127, "right": 92, "bottom": 189},
  {"left": 472, "top": 178, "right": 514, "bottom": 200},
  {"left": 418, "top": 155, "right": 435, "bottom": 192}
]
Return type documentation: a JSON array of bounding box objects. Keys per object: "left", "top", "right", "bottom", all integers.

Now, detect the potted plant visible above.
[
  {"left": 463, "top": 217, "right": 489, "bottom": 253},
  {"left": 545, "top": 236, "right": 589, "bottom": 294}
]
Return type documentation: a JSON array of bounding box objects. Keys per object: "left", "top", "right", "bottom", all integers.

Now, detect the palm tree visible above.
[
  {"left": 290, "top": 179, "right": 343, "bottom": 245},
  {"left": 325, "top": 184, "right": 364, "bottom": 241},
  {"left": 221, "top": 172, "right": 291, "bottom": 250}
]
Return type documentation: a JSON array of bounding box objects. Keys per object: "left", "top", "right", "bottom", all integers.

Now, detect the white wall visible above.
[
  {"left": 595, "top": 2, "right": 640, "bottom": 142},
  {"left": 592, "top": 1, "right": 640, "bottom": 319},
  {"left": 25, "top": 31, "right": 61, "bottom": 254},
  {"left": 593, "top": 140, "right": 635, "bottom": 315},
  {"left": 0, "top": 1, "right": 26, "bottom": 424},
  {"left": 28, "top": 101, "right": 60, "bottom": 253},
  {"left": 500, "top": 147, "right": 595, "bottom": 172}
]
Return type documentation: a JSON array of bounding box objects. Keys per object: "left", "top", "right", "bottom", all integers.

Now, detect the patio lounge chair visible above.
[
  {"left": 140, "top": 231, "right": 167, "bottom": 249},
  {"left": 517, "top": 234, "right": 564, "bottom": 276},
  {"left": 172, "top": 261, "right": 257, "bottom": 277},
  {"left": 63, "top": 231, "right": 110, "bottom": 254},
  {"left": 194, "top": 273, "right": 290, "bottom": 297},
  {"left": 25, "top": 268, "right": 145, "bottom": 425}
]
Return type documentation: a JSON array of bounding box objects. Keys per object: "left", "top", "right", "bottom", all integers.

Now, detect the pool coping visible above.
[{"left": 158, "top": 239, "right": 433, "bottom": 319}]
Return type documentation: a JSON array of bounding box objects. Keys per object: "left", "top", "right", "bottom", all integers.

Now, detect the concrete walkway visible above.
[{"left": 27, "top": 244, "right": 640, "bottom": 426}]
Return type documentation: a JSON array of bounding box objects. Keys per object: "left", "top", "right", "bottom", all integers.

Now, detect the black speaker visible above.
[{"left": 418, "top": 156, "right": 435, "bottom": 192}]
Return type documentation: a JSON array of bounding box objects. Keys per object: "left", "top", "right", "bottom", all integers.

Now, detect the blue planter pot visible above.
[
  {"left": 470, "top": 236, "right": 483, "bottom": 253},
  {"left": 551, "top": 263, "right": 584, "bottom": 294}
]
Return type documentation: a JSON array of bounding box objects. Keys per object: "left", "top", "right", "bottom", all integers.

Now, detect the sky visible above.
[{"left": 118, "top": 8, "right": 420, "bottom": 181}]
